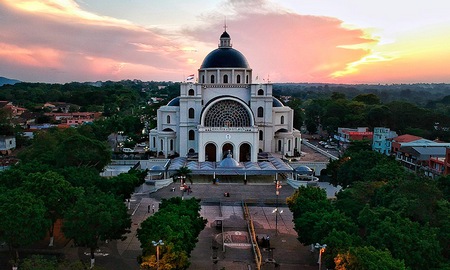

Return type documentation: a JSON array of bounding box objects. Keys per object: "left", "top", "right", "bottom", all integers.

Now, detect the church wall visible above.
[{"left": 202, "top": 87, "right": 250, "bottom": 105}]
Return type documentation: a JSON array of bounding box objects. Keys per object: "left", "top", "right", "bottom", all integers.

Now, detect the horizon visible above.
[{"left": 1, "top": 0, "right": 450, "bottom": 84}]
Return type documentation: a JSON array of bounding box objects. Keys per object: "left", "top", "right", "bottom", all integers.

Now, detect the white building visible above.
[{"left": 149, "top": 31, "right": 301, "bottom": 163}]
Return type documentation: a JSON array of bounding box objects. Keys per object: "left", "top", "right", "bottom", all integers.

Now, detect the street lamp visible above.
[
  {"left": 152, "top": 240, "right": 164, "bottom": 270},
  {"left": 273, "top": 180, "right": 282, "bottom": 235},
  {"left": 315, "top": 243, "right": 326, "bottom": 270}
]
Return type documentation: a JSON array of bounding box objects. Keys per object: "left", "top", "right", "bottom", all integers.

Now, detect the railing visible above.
[
  {"left": 243, "top": 202, "right": 262, "bottom": 270},
  {"left": 302, "top": 141, "right": 338, "bottom": 160},
  {"left": 199, "top": 127, "right": 257, "bottom": 132}
]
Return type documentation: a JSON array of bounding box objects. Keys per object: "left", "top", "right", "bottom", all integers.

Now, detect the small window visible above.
[
  {"left": 211, "top": 75, "right": 215, "bottom": 83},
  {"left": 202, "top": 75, "right": 205, "bottom": 83},
  {"left": 281, "top": 116, "right": 284, "bottom": 124},
  {"left": 189, "top": 130, "right": 195, "bottom": 140},
  {"left": 160, "top": 139, "right": 164, "bottom": 151},
  {"left": 278, "top": 140, "right": 282, "bottom": 152},
  {"left": 259, "top": 130, "right": 263, "bottom": 141},
  {"left": 246, "top": 75, "right": 249, "bottom": 83},
  {"left": 170, "top": 139, "right": 174, "bottom": 151},
  {"left": 258, "top": 89, "right": 264, "bottom": 95},
  {"left": 223, "top": 74, "right": 228, "bottom": 83},
  {"left": 236, "top": 75, "right": 241, "bottom": 84},
  {"left": 166, "top": 115, "right": 170, "bottom": 124},
  {"left": 288, "top": 140, "right": 291, "bottom": 151},
  {"left": 188, "top": 108, "right": 194, "bottom": 119},
  {"left": 188, "top": 89, "right": 195, "bottom": 96},
  {"left": 257, "top": 107, "right": 264, "bottom": 118},
  {"left": 153, "top": 137, "right": 156, "bottom": 148}
]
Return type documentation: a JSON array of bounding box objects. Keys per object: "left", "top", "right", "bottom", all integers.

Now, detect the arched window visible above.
[
  {"left": 259, "top": 130, "right": 263, "bottom": 141},
  {"left": 223, "top": 74, "right": 228, "bottom": 83},
  {"left": 278, "top": 140, "right": 282, "bottom": 152},
  {"left": 236, "top": 75, "right": 241, "bottom": 84},
  {"left": 188, "top": 89, "right": 195, "bottom": 96},
  {"left": 188, "top": 108, "right": 194, "bottom": 119},
  {"left": 202, "top": 75, "right": 205, "bottom": 83},
  {"left": 281, "top": 116, "right": 284, "bottom": 124},
  {"left": 257, "top": 106, "right": 264, "bottom": 118},
  {"left": 166, "top": 115, "right": 170, "bottom": 124},
  {"left": 189, "top": 130, "right": 195, "bottom": 140},
  {"left": 258, "top": 89, "right": 264, "bottom": 95},
  {"left": 210, "top": 75, "right": 215, "bottom": 83},
  {"left": 170, "top": 139, "right": 174, "bottom": 151}
]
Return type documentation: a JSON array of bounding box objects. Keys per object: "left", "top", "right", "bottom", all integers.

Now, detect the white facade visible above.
[{"left": 150, "top": 31, "right": 301, "bottom": 162}]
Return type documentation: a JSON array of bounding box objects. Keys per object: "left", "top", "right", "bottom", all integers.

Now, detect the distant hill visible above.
[{"left": 0, "top": 77, "right": 20, "bottom": 86}]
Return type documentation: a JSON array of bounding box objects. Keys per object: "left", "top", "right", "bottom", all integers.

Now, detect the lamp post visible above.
[
  {"left": 152, "top": 240, "right": 164, "bottom": 270},
  {"left": 315, "top": 243, "right": 326, "bottom": 270},
  {"left": 273, "top": 180, "right": 282, "bottom": 235}
]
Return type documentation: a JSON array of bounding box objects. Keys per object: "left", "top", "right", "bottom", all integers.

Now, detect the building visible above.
[
  {"left": 334, "top": 127, "right": 373, "bottom": 150},
  {"left": 391, "top": 134, "right": 422, "bottom": 156},
  {"left": 0, "top": 135, "right": 16, "bottom": 155},
  {"left": 149, "top": 30, "right": 301, "bottom": 162},
  {"left": 372, "top": 127, "right": 398, "bottom": 155}
]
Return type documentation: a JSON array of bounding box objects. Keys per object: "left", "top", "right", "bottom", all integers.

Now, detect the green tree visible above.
[
  {"left": 358, "top": 206, "right": 442, "bottom": 269},
  {"left": 137, "top": 197, "right": 206, "bottom": 269},
  {"left": 63, "top": 190, "right": 131, "bottom": 269},
  {"left": 54, "top": 134, "right": 111, "bottom": 171},
  {"left": 0, "top": 189, "right": 50, "bottom": 267},
  {"left": 173, "top": 166, "right": 193, "bottom": 184},
  {"left": 287, "top": 185, "right": 331, "bottom": 217},
  {"left": 334, "top": 246, "right": 406, "bottom": 270},
  {"left": 23, "top": 171, "right": 81, "bottom": 246}
]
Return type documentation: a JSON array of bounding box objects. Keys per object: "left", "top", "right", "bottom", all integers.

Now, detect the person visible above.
[{"left": 152, "top": 204, "right": 155, "bottom": 213}]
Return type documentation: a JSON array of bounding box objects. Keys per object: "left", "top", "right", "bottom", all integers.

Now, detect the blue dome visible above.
[
  {"left": 167, "top": 97, "right": 180, "bottom": 106},
  {"left": 273, "top": 97, "right": 284, "bottom": 107},
  {"left": 218, "top": 153, "right": 243, "bottom": 168},
  {"left": 201, "top": 48, "right": 250, "bottom": 69}
]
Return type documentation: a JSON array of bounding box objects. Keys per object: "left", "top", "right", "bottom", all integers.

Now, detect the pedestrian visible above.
[{"left": 152, "top": 204, "right": 155, "bottom": 213}]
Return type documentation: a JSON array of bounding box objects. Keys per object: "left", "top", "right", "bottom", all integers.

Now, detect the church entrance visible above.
[
  {"left": 205, "top": 143, "right": 217, "bottom": 162},
  {"left": 239, "top": 143, "right": 251, "bottom": 162},
  {"left": 222, "top": 143, "right": 234, "bottom": 159}
]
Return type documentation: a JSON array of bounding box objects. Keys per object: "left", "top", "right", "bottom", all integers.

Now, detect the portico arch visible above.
[
  {"left": 239, "top": 143, "right": 251, "bottom": 162},
  {"left": 222, "top": 143, "right": 234, "bottom": 159},
  {"left": 205, "top": 143, "right": 217, "bottom": 162}
]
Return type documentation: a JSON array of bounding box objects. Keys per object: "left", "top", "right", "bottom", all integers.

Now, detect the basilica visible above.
[{"left": 149, "top": 30, "right": 301, "bottom": 165}]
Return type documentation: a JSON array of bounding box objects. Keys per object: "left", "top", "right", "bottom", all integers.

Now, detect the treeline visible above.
[
  {"left": 274, "top": 83, "right": 450, "bottom": 105},
  {"left": 287, "top": 148, "right": 450, "bottom": 269},
  {"left": 0, "top": 80, "right": 180, "bottom": 116},
  {"left": 284, "top": 91, "right": 450, "bottom": 141}
]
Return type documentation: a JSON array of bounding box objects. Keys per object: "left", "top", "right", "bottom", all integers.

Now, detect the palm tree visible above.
[{"left": 174, "top": 166, "right": 193, "bottom": 185}]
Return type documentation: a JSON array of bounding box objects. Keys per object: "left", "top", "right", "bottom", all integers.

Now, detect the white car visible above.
[
  {"left": 122, "top": 148, "right": 134, "bottom": 153},
  {"left": 137, "top": 143, "right": 147, "bottom": 147}
]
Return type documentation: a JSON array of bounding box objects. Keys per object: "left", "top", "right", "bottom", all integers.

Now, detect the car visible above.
[
  {"left": 324, "top": 144, "right": 335, "bottom": 149},
  {"left": 122, "top": 148, "right": 134, "bottom": 153},
  {"left": 137, "top": 142, "right": 147, "bottom": 147}
]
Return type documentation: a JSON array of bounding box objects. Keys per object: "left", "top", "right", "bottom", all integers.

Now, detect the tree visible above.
[
  {"left": 23, "top": 171, "right": 81, "bottom": 246},
  {"left": 173, "top": 166, "right": 193, "bottom": 185},
  {"left": 54, "top": 134, "right": 111, "bottom": 171},
  {"left": 287, "top": 185, "right": 331, "bottom": 217},
  {"left": 137, "top": 197, "right": 206, "bottom": 269},
  {"left": 358, "top": 206, "right": 442, "bottom": 269},
  {"left": 0, "top": 189, "right": 50, "bottom": 267},
  {"left": 63, "top": 189, "right": 131, "bottom": 268},
  {"left": 334, "top": 246, "right": 406, "bottom": 270}
]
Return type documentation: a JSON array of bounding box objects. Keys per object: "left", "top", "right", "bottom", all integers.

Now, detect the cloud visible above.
[
  {"left": 186, "top": 1, "right": 377, "bottom": 82},
  {"left": 0, "top": 0, "right": 196, "bottom": 82}
]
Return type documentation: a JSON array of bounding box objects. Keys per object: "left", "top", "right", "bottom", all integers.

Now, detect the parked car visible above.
[
  {"left": 137, "top": 142, "right": 147, "bottom": 147},
  {"left": 122, "top": 148, "right": 134, "bottom": 153}
]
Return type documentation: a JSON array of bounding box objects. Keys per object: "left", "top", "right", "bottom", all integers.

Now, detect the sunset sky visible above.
[{"left": 1, "top": 0, "right": 449, "bottom": 84}]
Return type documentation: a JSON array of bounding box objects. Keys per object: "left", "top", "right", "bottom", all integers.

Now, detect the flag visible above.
[{"left": 186, "top": 74, "right": 194, "bottom": 81}]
